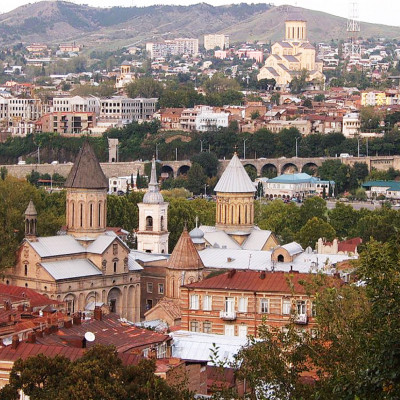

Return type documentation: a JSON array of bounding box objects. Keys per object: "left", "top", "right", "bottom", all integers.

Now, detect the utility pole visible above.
[
  {"left": 295, "top": 137, "right": 300, "bottom": 158},
  {"left": 243, "top": 139, "right": 248, "bottom": 160}
]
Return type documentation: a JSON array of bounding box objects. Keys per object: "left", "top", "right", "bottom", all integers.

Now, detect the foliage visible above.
[
  {"left": 1, "top": 345, "right": 192, "bottom": 400},
  {"left": 186, "top": 163, "right": 207, "bottom": 195},
  {"left": 126, "top": 77, "right": 164, "bottom": 99},
  {"left": 191, "top": 152, "right": 219, "bottom": 178},
  {"left": 297, "top": 216, "right": 336, "bottom": 249}
]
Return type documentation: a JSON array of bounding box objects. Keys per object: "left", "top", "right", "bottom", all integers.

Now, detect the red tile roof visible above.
[
  {"left": 185, "top": 270, "right": 338, "bottom": 294},
  {"left": 338, "top": 237, "right": 362, "bottom": 253},
  {"left": 0, "top": 284, "right": 61, "bottom": 308}
]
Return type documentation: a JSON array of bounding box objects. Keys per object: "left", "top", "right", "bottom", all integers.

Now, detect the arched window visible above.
[
  {"left": 245, "top": 205, "right": 248, "bottom": 224},
  {"left": 89, "top": 203, "right": 93, "bottom": 227},
  {"left": 98, "top": 203, "right": 102, "bottom": 227},
  {"left": 113, "top": 262, "right": 117, "bottom": 273},
  {"left": 24, "top": 264, "right": 28, "bottom": 276},
  {"left": 160, "top": 216, "right": 164, "bottom": 231},
  {"left": 71, "top": 202, "right": 75, "bottom": 227},
  {"left": 278, "top": 254, "right": 285, "bottom": 262},
  {"left": 146, "top": 216, "right": 153, "bottom": 231}
]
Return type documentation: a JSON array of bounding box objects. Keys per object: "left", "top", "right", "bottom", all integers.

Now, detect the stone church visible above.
[
  {"left": 257, "top": 17, "right": 325, "bottom": 88},
  {"left": 5, "top": 142, "right": 142, "bottom": 322}
]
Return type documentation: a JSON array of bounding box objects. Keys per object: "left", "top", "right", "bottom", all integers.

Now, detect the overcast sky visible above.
[{"left": 1, "top": 1, "right": 399, "bottom": 27}]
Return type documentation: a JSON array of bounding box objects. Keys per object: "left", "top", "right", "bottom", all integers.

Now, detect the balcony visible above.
[
  {"left": 219, "top": 310, "right": 236, "bottom": 321},
  {"left": 294, "top": 314, "right": 308, "bottom": 325}
]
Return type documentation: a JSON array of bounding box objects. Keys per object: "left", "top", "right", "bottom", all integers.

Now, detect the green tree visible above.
[
  {"left": 191, "top": 152, "right": 219, "bottom": 178},
  {"left": 329, "top": 201, "right": 359, "bottom": 238},
  {"left": 126, "top": 77, "right": 163, "bottom": 98},
  {"left": 299, "top": 196, "right": 328, "bottom": 226},
  {"left": 186, "top": 163, "right": 207, "bottom": 195},
  {"left": 297, "top": 216, "right": 336, "bottom": 249}
]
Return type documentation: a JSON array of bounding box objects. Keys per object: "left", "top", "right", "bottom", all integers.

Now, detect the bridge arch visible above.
[
  {"left": 301, "top": 162, "right": 319, "bottom": 176},
  {"left": 261, "top": 163, "right": 278, "bottom": 178},
  {"left": 160, "top": 164, "right": 174, "bottom": 179},
  {"left": 281, "top": 163, "right": 298, "bottom": 174},
  {"left": 177, "top": 165, "right": 190, "bottom": 176}
]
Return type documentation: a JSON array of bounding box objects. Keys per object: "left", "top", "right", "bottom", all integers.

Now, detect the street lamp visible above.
[
  {"left": 295, "top": 137, "right": 300, "bottom": 158},
  {"left": 243, "top": 138, "right": 248, "bottom": 160}
]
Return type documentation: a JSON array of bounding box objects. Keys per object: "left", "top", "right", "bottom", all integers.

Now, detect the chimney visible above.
[
  {"left": 27, "top": 332, "right": 36, "bottom": 344},
  {"left": 36, "top": 330, "right": 43, "bottom": 338},
  {"left": 259, "top": 271, "right": 266, "bottom": 280},
  {"left": 228, "top": 269, "right": 236, "bottom": 278},
  {"left": 73, "top": 314, "right": 81, "bottom": 325},
  {"left": 11, "top": 335, "right": 19, "bottom": 349},
  {"left": 94, "top": 306, "right": 102, "bottom": 321}
]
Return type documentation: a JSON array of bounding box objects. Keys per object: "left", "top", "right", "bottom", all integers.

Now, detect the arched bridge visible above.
[{"left": 2, "top": 156, "right": 400, "bottom": 180}]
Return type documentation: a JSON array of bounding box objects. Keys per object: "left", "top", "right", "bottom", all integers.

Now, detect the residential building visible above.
[
  {"left": 265, "top": 119, "right": 312, "bottom": 135},
  {"left": 146, "top": 38, "right": 199, "bottom": 59},
  {"left": 37, "top": 111, "right": 96, "bottom": 135},
  {"left": 257, "top": 18, "right": 325, "bottom": 87},
  {"left": 180, "top": 269, "right": 329, "bottom": 337},
  {"left": 99, "top": 96, "right": 157, "bottom": 123},
  {"left": 261, "top": 173, "right": 334, "bottom": 199},
  {"left": 59, "top": 43, "right": 82, "bottom": 53},
  {"left": 204, "top": 34, "right": 229, "bottom": 50},
  {"left": 4, "top": 142, "right": 142, "bottom": 322},
  {"left": 109, "top": 175, "right": 136, "bottom": 194},
  {"left": 195, "top": 106, "right": 230, "bottom": 131},
  {"left": 342, "top": 113, "right": 360, "bottom": 137},
  {"left": 362, "top": 180, "right": 400, "bottom": 199},
  {"left": 156, "top": 108, "right": 184, "bottom": 130},
  {"left": 52, "top": 96, "right": 100, "bottom": 114},
  {"left": 361, "top": 90, "right": 387, "bottom": 106},
  {"left": 7, "top": 98, "right": 42, "bottom": 122},
  {"left": 316, "top": 237, "right": 362, "bottom": 256}
]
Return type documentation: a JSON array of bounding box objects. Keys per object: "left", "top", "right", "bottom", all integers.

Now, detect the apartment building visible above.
[
  {"left": 204, "top": 34, "right": 229, "bottom": 50},
  {"left": 342, "top": 113, "right": 360, "bottom": 138},
  {"left": 8, "top": 98, "right": 42, "bottom": 121},
  {"left": 37, "top": 112, "right": 96, "bottom": 135},
  {"left": 179, "top": 105, "right": 230, "bottom": 132},
  {"left": 53, "top": 96, "right": 100, "bottom": 114},
  {"left": 100, "top": 97, "right": 158, "bottom": 122},
  {"left": 146, "top": 38, "right": 199, "bottom": 59},
  {"left": 180, "top": 269, "right": 330, "bottom": 337}
]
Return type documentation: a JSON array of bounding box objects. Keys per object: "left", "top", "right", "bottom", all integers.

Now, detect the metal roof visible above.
[
  {"left": 267, "top": 173, "right": 317, "bottom": 184},
  {"left": 29, "top": 236, "right": 86, "bottom": 258},
  {"left": 281, "top": 242, "right": 304, "bottom": 256},
  {"left": 242, "top": 228, "right": 273, "bottom": 251},
  {"left": 362, "top": 180, "right": 400, "bottom": 191},
  {"left": 170, "top": 330, "right": 247, "bottom": 366},
  {"left": 40, "top": 259, "right": 102, "bottom": 280},
  {"left": 128, "top": 254, "right": 144, "bottom": 271},
  {"left": 203, "top": 230, "right": 241, "bottom": 250},
  {"left": 214, "top": 153, "right": 256, "bottom": 193}
]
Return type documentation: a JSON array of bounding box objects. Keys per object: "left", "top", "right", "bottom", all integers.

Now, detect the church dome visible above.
[
  {"left": 143, "top": 158, "right": 164, "bottom": 204},
  {"left": 189, "top": 226, "right": 205, "bottom": 244}
]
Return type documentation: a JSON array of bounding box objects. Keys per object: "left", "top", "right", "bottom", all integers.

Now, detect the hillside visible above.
[{"left": 0, "top": 1, "right": 400, "bottom": 50}]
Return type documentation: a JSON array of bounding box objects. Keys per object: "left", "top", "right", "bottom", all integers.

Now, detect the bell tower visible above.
[
  {"left": 24, "top": 200, "right": 37, "bottom": 240},
  {"left": 137, "top": 158, "right": 169, "bottom": 253}
]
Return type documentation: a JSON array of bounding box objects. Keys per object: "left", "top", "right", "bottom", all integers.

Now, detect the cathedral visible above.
[
  {"left": 257, "top": 17, "right": 325, "bottom": 88},
  {"left": 6, "top": 142, "right": 142, "bottom": 322}
]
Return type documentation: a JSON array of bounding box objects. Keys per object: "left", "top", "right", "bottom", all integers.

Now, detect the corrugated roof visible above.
[
  {"left": 128, "top": 254, "right": 144, "bottom": 271},
  {"left": 362, "top": 180, "right": 400, "bottom": 191},
  {"left": 167, "top": 228, "right": 204, "bottom": 270},
  {"left": 203, "top": 230, "right": 241, "bottom": 250},
  {"left": 29, "top": 236, "right": 85, "bottom": 258},
  {"left": 41, "top": 259, "right": 101, "bottom": 280},
  {"left": 214, "top": 153, "right": 256, "bottom": 193},
  {"left": 185, "top": 270, "right": 325, "bottom": 294},
  {"left": 170, "top": 330, "right": 248, "bottom": 366},
  {"left": 281, "top": 242, "right": 303, "bottom": 256},
  {"left": 242, "top": 228, "right": 273, "bottom": 251},
  {"left": 267, "top": 173, "right": 315, "bottom": 184},
  {"left": 266, "top": 67, "right": 280, "bottom": 77},
  {"left": 65, "top": 141, "right": 108, "bottom": 189},
  {"left": 87, "top": 235, "right": 119, "bottom": 254},
  {"left": 0, "top": 283, "right": 60, "bottom": 307}
]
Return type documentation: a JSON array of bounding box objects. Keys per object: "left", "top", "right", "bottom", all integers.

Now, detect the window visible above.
[
  {"left": 238, "top": 325, "right": 248, "bottom": 338},
  {"left": 158, "top": 283, "right": 164, "bottom": 295},
  {"left": 224, "top": 324, "right": 235, "bottom": 336},
  {"left": 282, "top": 299, "right": 291, "bottom": 315},
  {"left": 190, "top": 294, "right": 199, "bottom": 310},
  {"left": 203, "top": 321, "right": 212, "bottom": 334},
  {"left": 146, "top": 216, "right": 153, "bottom": 231},
  {"left": 147, "top": 282, "right": 153, "bottom": 293},
  {"left": 224, "top": 297, "right": 234, "bottom": 313},
  {"left": 311, "top": 302, "right": 317, "bottom": 317},
  {"left": 113, "top": 243, "right": 118, "bottom": 255},
  {"left": 146, "top": 299, "right": 153, "bottom": 310},
  {"left": 24, "top": 264, "right": 28, "bottom": 276},
  {"left": 297, "top": 300, "right": 306, "bottom": 316},
  {"left": 157, "top": 342, "right": 167, "bottom": 359},
  {"left": 203, "top": 295, "right": 212, "bottom": 311},
  {"left": 190, "top": 321, "right": 199, "bottom": 332},
  {"left": 260, "top": 298, "right": 269, "bottom": 313},
  {"left": 238, "top": 297, "right": 247, "bottom": 313},
  {"left": 113, "top": 262, "right": 117, "bottom": 273}
]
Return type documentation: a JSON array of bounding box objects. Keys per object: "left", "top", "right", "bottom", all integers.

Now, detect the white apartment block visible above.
[
  {"left": 8, "top": 98, "right": 42, "bottom": 122},
  {"left": 53, "top": 96, "right": 100, "bottom": 114},
  {"left": 194, "top": 106, "right": 230, "bottom": 132},
  {"left": 146, "top": 38, "right": 199, "bottom": 59},
  {"left": 204, "top": 34, "right": 230, "bottom": 50},
  {"left": 342, "top": 113, "right": 361, "bottom": 138},
  {"left": 100, "top": 97, "right": 158, "bottom": 122}
]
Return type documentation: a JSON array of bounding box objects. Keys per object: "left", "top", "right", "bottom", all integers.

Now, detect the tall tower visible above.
[
  {"left": 24, "top": 200, "right": 37, "bottom": 240},
  {"left": 345, "top": 1, "right": 361, "bottom": 59},
  {"left": 214, "top": 153, "right": 256, "bottom": 233},
  {"left": 64, "top": 141, "right": 109, "bottom": 238},
  {"left": 285, "top": 19, "right": 307, "bottom": 42},
  {"left": 137, "top": 158, "right": 169, "bottom": 254}
]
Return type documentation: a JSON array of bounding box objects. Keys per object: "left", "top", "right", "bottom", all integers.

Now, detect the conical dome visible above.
[
  {"left": 65, "top": 141, "right": 108, "bottom": 189},
  {"left": 25, "top": 200, "right": 37, "bottom": 216},
  {"left": 143, "top": 158, "right": 164, "bottom": 204},
  {"left": 214, "top": 153, "right": 256, "bottom": 193},
  {"left": 167, "top": 227, "right": 204, "bottom": 270}
]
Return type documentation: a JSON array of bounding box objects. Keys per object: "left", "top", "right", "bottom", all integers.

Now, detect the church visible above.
[
  {"left": 5, "top": 142, "right": 142, "bottom": 322},
  {"left": 257, "top": 17, "right": 325, "bottom": 88}
]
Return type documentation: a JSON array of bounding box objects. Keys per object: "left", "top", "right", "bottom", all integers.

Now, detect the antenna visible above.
[
  {"left": 345, "top": 1, "right": 361, "bottom": 59},
  {"left": 84, "top": 332, "right": 96, "bottom": 342}
]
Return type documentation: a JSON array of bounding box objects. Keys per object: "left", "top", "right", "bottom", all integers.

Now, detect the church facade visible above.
[
  {"left": 5, "top": 142, "right": 142, "bottom": 322},
  {"left": 257, "top": 18, "right": 325, "bottom": 88}
]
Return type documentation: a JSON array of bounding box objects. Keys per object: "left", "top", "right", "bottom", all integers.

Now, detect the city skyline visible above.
[{"left": 0, "top": 1, "right": 399, "bottom": 28}]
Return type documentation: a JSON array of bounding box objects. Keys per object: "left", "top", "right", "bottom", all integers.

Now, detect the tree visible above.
[
  {"left": 289, "top": 69, "right": 309, "bottom": 94},
  {"left": 297, "top": 216, "right": 336, "bottom": 249},
  {"left": 299, "top": 197, "right": 328, "bottom": 226},
  {"left": 191, "top": 152, "right": 219, "bottom": 178},
  {"left": 329, "top": 201, "right": 359, "bottom": 238},
  {"left": 186, "top": 163, "right": 207, "bottom": 195},
  {"left": 126, "top": 77, "right": 163, "bottom": 98}
]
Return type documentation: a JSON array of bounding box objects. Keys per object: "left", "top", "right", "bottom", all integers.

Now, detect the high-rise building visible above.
[{"left": 204, "top": 34, "right": 229, "bottom": 51}]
